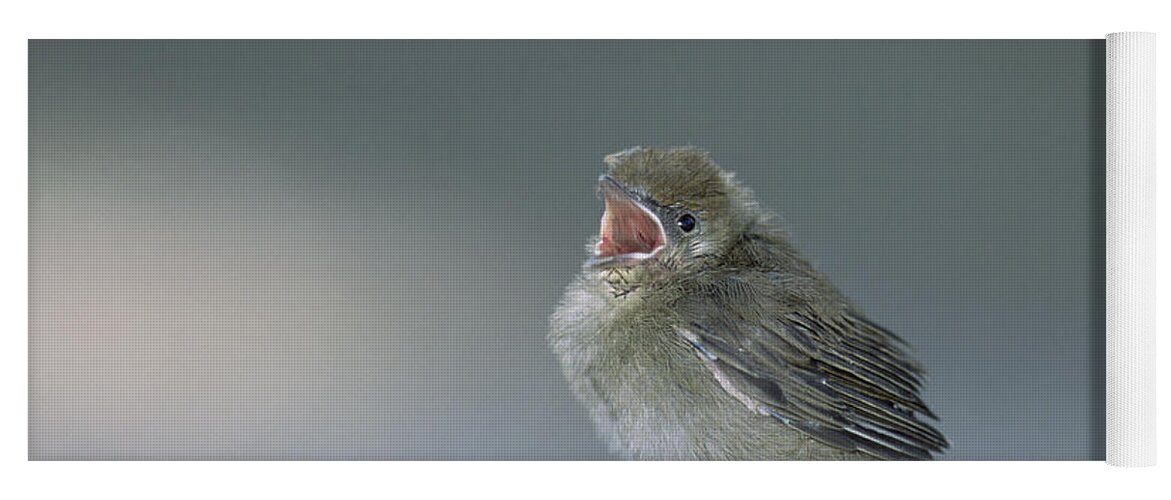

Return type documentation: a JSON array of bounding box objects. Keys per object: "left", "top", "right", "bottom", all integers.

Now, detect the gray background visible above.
[{"left": 29, "top": 40, "right": 1104, "bottom": 460}]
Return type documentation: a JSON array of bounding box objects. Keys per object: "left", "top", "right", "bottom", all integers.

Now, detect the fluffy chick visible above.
[{"left": 549, "top": 147, "right": 947, "bottom": 460}]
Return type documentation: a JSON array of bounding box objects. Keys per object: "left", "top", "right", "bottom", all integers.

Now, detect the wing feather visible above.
[{"left": 675, "top": 271, "right": 948, "bottom": 460}]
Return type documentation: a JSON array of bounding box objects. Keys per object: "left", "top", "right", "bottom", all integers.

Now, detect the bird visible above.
[{"left": 549, "top": 146, "right": 948, "bottom": 460}]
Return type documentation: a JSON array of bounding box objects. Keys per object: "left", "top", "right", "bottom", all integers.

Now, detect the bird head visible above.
[{"left": 587, "top": 147, "right": 754, "bottom": 273}]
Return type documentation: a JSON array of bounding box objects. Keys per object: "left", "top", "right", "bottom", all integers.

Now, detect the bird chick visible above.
[{"left": 549, "top": 147, "right": 947, "bottom": 460}]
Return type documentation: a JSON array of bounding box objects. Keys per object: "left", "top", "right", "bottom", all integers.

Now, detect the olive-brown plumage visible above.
[{"left": 549, "top": 147, "right": 947, "bottom": 460}]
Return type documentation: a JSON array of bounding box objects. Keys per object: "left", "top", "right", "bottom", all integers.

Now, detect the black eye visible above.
[{"left": 677, "top": 213, "right": 696, "bottom": 233}]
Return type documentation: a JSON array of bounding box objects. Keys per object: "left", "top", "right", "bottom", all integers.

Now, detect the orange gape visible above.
[{"left": 595, "top": 175, "right": 665, "bottom": 263}]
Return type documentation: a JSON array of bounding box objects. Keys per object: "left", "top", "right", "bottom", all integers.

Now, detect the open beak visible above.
[{"left": 587, "top": 175, "right": 667, "bottom": 269}]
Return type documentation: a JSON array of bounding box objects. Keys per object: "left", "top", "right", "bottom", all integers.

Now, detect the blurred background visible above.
[{"left": 29, "top": 40, "right": 1104, "bottom": 460}]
